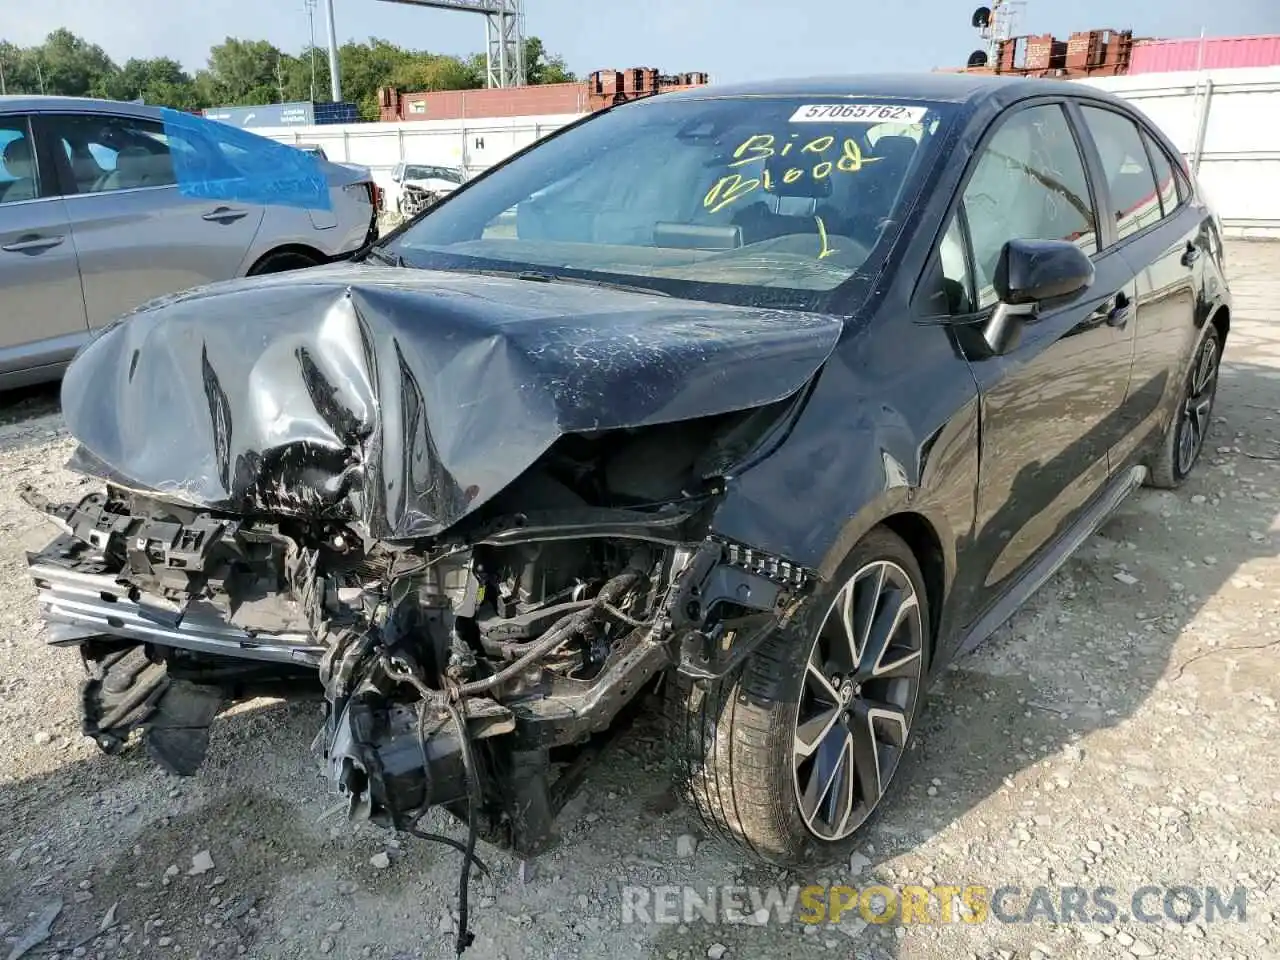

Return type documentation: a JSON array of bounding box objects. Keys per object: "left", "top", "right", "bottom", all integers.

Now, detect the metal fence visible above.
[
  {"left": 250, "top": 65, "right": 1280, "bottom": 239},
  {"left": 1082, "top": 66, "right": 1280, "bottom": 238}
]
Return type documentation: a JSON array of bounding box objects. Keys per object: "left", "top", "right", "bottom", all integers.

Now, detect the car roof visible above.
[
  {"left": 659, "top": 72, "right": 1118, "bottom": 107},
  {"left": 0, "top": 94, "right": 167, "bottom": 121}
]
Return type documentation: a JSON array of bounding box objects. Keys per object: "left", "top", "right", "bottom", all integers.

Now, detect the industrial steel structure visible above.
[{"left": 376, "top": 0, "right": 527, "bottom": 88}]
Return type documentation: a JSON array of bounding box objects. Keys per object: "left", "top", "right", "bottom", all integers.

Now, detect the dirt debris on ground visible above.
[{"left": 3, "top": 241, "right": 1280, "bottom": 960}]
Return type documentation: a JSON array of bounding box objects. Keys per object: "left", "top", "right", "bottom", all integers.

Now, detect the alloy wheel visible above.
[
  {"left": 1177, "top": 336, "right": 1219, "bottom": 477},
  {"left": 792, "top": 560, "right": 924, "bottom": 842}
]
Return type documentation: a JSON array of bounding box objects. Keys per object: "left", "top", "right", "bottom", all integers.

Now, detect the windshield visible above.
[
  {"left": 387, "top": 95, "right": 955, "bottom": 309},
  {"left": 405, "top": 165, "right": 463, "bottom": 183}
]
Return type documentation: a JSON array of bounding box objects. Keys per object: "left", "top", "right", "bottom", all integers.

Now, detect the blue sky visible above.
[{"left": 5, "top": 0, "right": 1278, "bottom": 82}]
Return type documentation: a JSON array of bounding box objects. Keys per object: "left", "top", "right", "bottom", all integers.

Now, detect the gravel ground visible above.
[{"left": 2, "top": 241, "right": 1279, "bottom": 960}]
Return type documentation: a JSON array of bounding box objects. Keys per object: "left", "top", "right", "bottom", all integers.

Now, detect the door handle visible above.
[
  {"left": 202, "top": 207, "right": 248, "bottom": 223},
  {"left": 1181, "top": 242, "right": 1201, "bottom": 267},
  {"left": 1106, "top": 291, "right": 1131, "bottom": 328},
  {"left": 2, "top": 234, "right": 64, "bottom": 253}
]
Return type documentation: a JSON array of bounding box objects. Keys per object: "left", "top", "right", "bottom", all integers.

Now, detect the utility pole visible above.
[
  {"left": 0, "top": 56, "right": 6, "bottom": 96},
  {"left": 325, "top": 0, "right": 342, "bottom": 102},
  {"left": 305, "top": 0, "right": 318, "bottom": 102},
  {"left": 34, "top": 58, "right": 45, "bottom": 94},
  {"left": 276, "top": 59, "right": 286, "bottom": 102}
]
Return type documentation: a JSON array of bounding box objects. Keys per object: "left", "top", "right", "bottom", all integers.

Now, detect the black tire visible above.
[
  {"left": 1147, "top": 325, "right": 1222, "bottom": 489},
  {"left": 249, "top": 250, "right": 323, "bottom": 276},
  {"left": 666, "top": 526, "right": 931, "bottom": 868}
]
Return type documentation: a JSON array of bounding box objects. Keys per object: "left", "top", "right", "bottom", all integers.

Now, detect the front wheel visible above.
[
  {"left": 1147, "top": 325, "right": 1222, "bottom": 489},
  {"left": 667, "top": 527, "right": 930, "bottom": 868}
]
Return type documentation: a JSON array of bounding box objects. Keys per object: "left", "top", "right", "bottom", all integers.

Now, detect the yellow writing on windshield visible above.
[
  {"left": 703, "top": 133, "right": 880, "bottom": 214},
  {"left": 815, "top": 215, "right": 837, "bottom": 259}
]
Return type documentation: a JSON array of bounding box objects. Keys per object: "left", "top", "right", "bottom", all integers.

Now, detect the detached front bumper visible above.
[
  {"left": 22, "top": 487, "right": 327, "bottom": 668},
  {"left": 29, "top": 532, "right": 325, "bottom": 666}
]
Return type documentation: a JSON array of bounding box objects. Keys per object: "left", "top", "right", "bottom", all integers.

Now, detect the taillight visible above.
[{"left": 343, "top": 182, "right": 378, "bottom": 208}]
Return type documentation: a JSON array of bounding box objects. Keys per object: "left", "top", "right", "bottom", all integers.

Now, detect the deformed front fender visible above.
[{"left": 705, "top": 311, "right": 981, "bottom": 643}]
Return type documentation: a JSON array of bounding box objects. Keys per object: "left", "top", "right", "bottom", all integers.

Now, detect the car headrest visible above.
[
  {"left": 871, "top": 135, "right": 918, "bottom": 166},
  {"left": 112, "top": 146, "right": 174, "bottom": 189},
  {"left": 2, "top": 137, "right": 33, "bottom": 179},
  {"left": 764, "top": 152, "right": 832, "bottom": 200}
]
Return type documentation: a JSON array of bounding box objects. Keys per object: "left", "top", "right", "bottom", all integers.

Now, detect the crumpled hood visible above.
[{"left": 60, "top": 264, "right": 844, "bottom": 540}]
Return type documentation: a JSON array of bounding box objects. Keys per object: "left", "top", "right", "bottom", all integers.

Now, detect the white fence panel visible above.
[
  {"left": 245, "top": 67, "right": 1280, "bottom": 237},
  {"left": 251, "top": 113, "right": 581, "bottom": 193},
  {"left": 1082, "top": 66, "right": 1280, "bottom": 236}
]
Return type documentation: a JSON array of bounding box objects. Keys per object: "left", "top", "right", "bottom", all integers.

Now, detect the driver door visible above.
[{"left": 938, "top": 101, "right": 1138, "bottom": 624}]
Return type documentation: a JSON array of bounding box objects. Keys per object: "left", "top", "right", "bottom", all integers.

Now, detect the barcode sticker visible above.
[{"left": 789, "top": 104, "right": 929, "bottom": 124}]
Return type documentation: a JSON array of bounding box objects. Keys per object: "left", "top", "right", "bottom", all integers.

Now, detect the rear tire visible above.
[
  {"left": 666, "top": 527, "right": 930, "bottom": 868},
  {"left": 249, "top": 250, "right": 323, "bottom": 276},
  {"left": 1147, "top": 325, "right": 1221, "bottom": 489}
]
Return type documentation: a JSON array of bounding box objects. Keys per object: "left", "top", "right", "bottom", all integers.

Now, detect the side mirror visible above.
[
  {"left": 984, "top": 238, "right": 1094, "bottom": 354},
  {"left": 995, "top": 238, "right": 1095, "bottom": 304}
]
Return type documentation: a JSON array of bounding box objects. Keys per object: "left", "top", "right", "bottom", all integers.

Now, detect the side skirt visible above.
[{"left": 955, "top": 464, "right": 1148, "bottom": 658}]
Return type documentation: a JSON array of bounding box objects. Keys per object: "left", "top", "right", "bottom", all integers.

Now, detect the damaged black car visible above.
[{"left": 27, "top": 73, "right": 1229, "bottom": 905}]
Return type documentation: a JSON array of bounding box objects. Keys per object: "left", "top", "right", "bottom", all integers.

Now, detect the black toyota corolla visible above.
[{"left": 26, "top": 74, "right": 1229, "bottom": 886}]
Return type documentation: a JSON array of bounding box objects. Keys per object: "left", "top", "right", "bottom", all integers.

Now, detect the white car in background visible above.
[
  {"left": 388, "top": 162, "right": 464, "bottom": 216},
  {"left": 296, "top": 142, "right": 374, "bottom": 183}
]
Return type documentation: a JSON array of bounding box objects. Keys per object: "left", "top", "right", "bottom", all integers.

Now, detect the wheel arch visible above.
[
  {"left": 246, "top": 243, "right": 329, "bottom": 276},
  {"left": 1209, "top": 303, "right": 1230, "bottom": 349},
  {"left": 816, "top": 491, "right": 955, "bottom": 668},
  {"left": 880, "top": 511, "right": 947, "bottom": 661}
]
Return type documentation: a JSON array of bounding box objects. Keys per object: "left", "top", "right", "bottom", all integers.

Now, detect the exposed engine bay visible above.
[
  {"left": 24, "top": 265, "right": 841, "bottom": 952},
  {"left": 24, "top": 410, "right": 811, "bottom": 947},
  {"left": 400, "top": 183, "right": 447, "bottom": 216}
]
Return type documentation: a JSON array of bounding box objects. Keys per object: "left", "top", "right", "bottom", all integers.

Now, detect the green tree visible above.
[
  {"left": 524, "top": 36, "right": 574, "bottom": 85},
  {"left": 0, "top": 29, "right": 575, "bottom": 110},
  {"left": 36, "top": 28, "right": 117, "bottom": 96},
  {"left": 200, "top": 37, "right": 286, "bottom": 106},
  {"left": 92, "top": 57, "right": 199, "bottom": 110},
  {"left": 390, "top": 53, "right": 480, "bottom": 94},
  {"left": 0, "top": 41, "right": 35, "bottom": 95}
]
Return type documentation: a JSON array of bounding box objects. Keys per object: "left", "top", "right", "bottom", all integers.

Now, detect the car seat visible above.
[
  {"left": 0, "top": 137, "right": 37, "bottom": 202},
  {"left": 102, "top": 146, "right": 175, "bottom": 191},
  {"left": 838, "top": 134, "right": 918, "bottom": 244},
  {"left": 730, "top": 151, "right": 834, "bottom": 245},
  {"left": 68, "top": 152, "right": 105, "bottom": 194}
]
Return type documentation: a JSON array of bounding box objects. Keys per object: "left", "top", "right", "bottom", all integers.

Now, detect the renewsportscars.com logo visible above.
[{"left": 620, "top": 884, "right": 1250, "bottom": 927}]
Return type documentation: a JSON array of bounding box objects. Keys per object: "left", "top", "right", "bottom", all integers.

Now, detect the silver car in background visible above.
[{"left": 0, "top": 96, "right": 378, "bottom": 388}]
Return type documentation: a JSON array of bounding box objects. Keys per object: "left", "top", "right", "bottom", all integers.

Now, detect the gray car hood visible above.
[{"left": 60, "top": 264, "right": 845, "bottom": 540}]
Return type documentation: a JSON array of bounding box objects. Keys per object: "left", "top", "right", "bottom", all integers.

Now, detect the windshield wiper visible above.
[
  {"left": 511, "top": 270, "right": 670, "bottom": 297},
  {"left": 364, "top": 244, "right": 407, "bottom": 267}
]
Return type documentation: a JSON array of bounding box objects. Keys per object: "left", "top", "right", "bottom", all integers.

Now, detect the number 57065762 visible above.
[{"left": 789, "top": 103, "right": 929, "bottom": 124}]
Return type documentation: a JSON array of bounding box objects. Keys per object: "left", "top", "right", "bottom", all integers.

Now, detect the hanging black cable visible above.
[{"left": 445, "top": 690, "right": 480, "bottom": 955}]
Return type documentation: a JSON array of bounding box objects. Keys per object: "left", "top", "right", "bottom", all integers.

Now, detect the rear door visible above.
[
  {"left": 1072, "top": 102, "right": 1205, "bottom": 469},
  {"left": 0, "top": 113, "right": 89, "bottom": 372},
  {"left": 38, "top": 111, "right": 266, "bottom": 329},
  {"left": 928, "top": 100, "right": 1138, "bottom": 614}
]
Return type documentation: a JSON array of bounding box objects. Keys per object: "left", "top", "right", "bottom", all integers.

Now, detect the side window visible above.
[
  {"left": 1140, "top": 129, "right": 1180, "bottom": 217},
  {"left": 1078, "top": 106, "right": 1161, "bottom": 241},
  {"left": 45, "top": 114, "right": 178, "bottom": 194},
  {"left": 963, "top": 103, "right": 1097, "bottom": 309},
  {"left": 0, "top": 117, "right": 39, "bottom": 204},
  {"left": 919, "top": 214, "right": 974, "bottom": 316}
]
